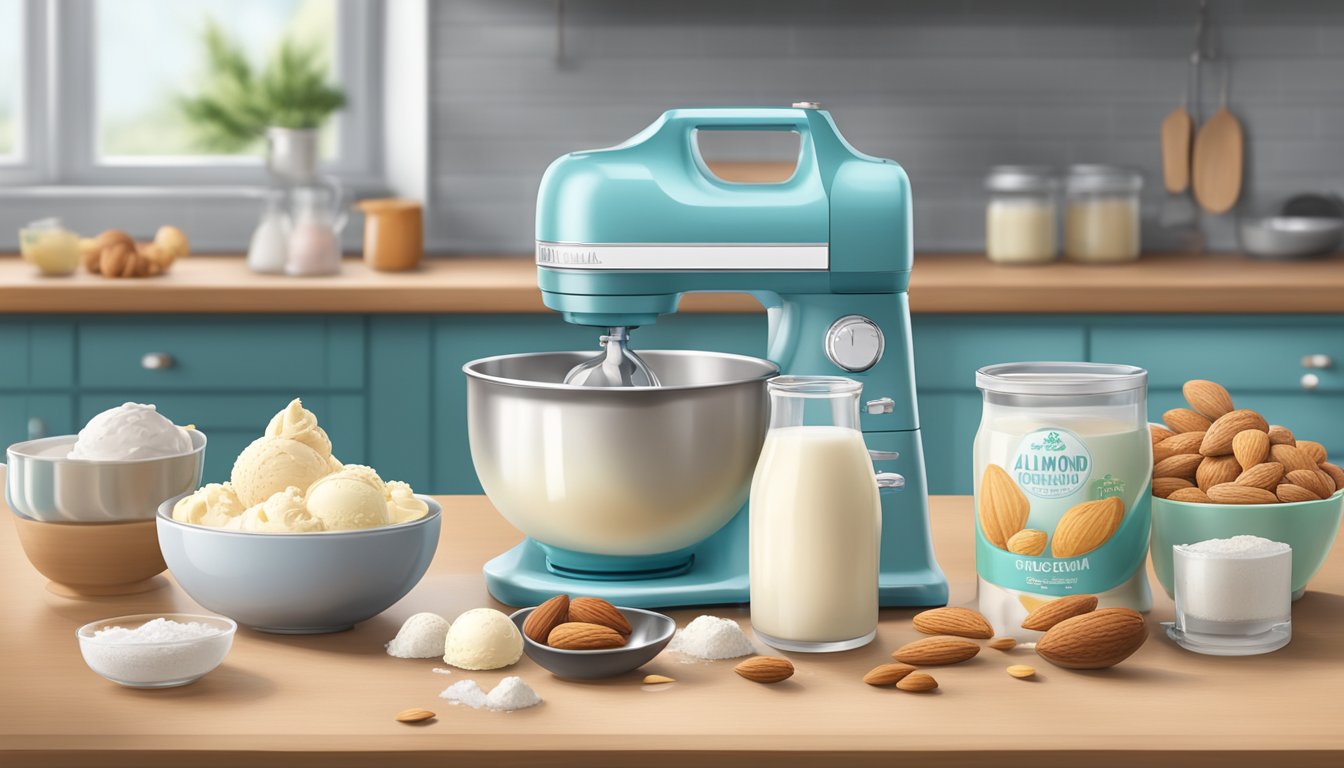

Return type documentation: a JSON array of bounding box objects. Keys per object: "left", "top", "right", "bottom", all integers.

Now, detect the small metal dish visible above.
[{"left": 509, "top": 606, "right": 675, "bottom": 680}]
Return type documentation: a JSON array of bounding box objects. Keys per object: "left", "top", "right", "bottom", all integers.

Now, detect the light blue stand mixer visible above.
[{"left": 471, "top": 104, "right": 947, "bottom": 609}]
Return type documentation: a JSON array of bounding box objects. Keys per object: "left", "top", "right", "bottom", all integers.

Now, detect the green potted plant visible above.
[{"left": 178, "top": 22, "right": 345, "bottom": 182}]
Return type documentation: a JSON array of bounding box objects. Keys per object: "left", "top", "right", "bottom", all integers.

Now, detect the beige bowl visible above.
[{"left": 13, "top": 515, "right": 167, "bottom": 597}]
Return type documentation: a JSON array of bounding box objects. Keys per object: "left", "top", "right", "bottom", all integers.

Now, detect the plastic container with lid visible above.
[
  {"left": 1064, "top": 165, "right": 1143, "bottom": 263},
  {"left": 984, "top": 166, "right": 1058, "bottom": 264}
]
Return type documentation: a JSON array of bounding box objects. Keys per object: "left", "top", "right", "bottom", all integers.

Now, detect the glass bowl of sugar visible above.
[{"left": 77, "top": 613, "right": 236, "bottom": 688}]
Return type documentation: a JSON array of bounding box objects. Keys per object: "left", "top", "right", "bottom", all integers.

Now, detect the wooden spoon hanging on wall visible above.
[
  {"left": 1161, "top": 99, "right": 1194, "bottom": 194},
  {"left": 1191, "top": 61, "right": 1244, "bottom": 214}
]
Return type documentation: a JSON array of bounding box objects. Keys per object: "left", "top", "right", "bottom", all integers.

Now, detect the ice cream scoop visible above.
[
  {"left": 443, "top": 608, "right": 523, "bottom": 671},
  {"left": 173, "top": 483, "right": 245, "bottom": 529},
  {"left": 231, "top": 436, "right": 331, "bottom": 508},
  {"left": 68, "top": 403, "right": 193, "bottom": 461},
  {"left": 265, "top": 398, "right": 333, "bottom": 457},
  {"left": 386, "top": 481, "right": 430, "bottom": 524},
  {"left": 240, "top": 486, "right": 324, "bottom": 533},
  {"left": 305, "top": 466, "right": 392, "bottom": 531}
]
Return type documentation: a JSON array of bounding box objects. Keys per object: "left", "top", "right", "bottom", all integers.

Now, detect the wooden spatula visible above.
[
  {"left": 1161, "top": 101, "right": 1194, "bottom": 194},
  {"left": 1192, "top": 63, "right": 1244, "bottom": 214}
]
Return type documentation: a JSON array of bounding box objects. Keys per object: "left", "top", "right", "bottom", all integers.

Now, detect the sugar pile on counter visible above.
[
  {"left": 666, "top": 615, "right": 755, "bottom": 660},
  {"left": 440, "top": 677, "right": 541, "bottom": 712},
  {"left": 1178, "top": 536, "right": 1292, "bottom": 621},
  {"left": 385, "top": 612, "right": 451, "bottom": 659}
]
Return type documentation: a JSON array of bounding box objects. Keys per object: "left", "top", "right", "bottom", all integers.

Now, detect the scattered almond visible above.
[
  {"left": 1152, "top": 477, "right": 1194, "bottom": 499},
  {"left": 1286, "top": 469, "right": 1331, "bottom": 500},
  {"left": 1267, "top": 425, "right": 1296, "bottom": 446},
  {"left": 734, "top": 656, "right": 794, "bottom": 684},
  {"left": 979, "top": 464, "right": 1029, "bottom": 550},
  {"left": 548, "top": 622, "right": 627, "bottom": 650},
  {"left": 1051, "top": 498, "right": 1123, "bottom": 557},
  {"left": 642, "top": 674, "right": 676, "bottom": 685},
  {"left": 1153, "top": 453, "right": 1202, "bottom": 480},
  {"left": 1235, "top": 461, "right": 1284, "bottom": 491},
  {"left": 1276, "top": 484, "right": 1318, "bottom": 503},
  {"left": 1163, "top": 408, "right": 1212, "bottom": 434},
  {"left": 1270, "top": 443, "right": 1318, "bottom": 474},
  {"left": 523, "top": 594, "right": 570, "bottom": 644},
  {"left": 892, "top": 636, "right": 980, "bottom": 666},
  {"left": 395, "top": 708, "right": 436, "bottom": 723},
  {"left": 1298, "top": 440, "right": 1328, "bottom": 465},
  {"left": 912, "top": 607, "right": 994, "bottom": 639},
  {"left": 1232, "top": 429, "right": 1270, "bottom": 470},
  {"left": 1006, "top": 528, "right": 1048, "bottom": 556},
  {"left": 1167, "top": 487, "right": 1213, "bottom": 503},
  {"left": 1183, "top": 379, "right": 1235, "bottom": 419},
  {"left": 1021, "top": 594, "right": 1098, "bottom": 632},
  {"left": 895, "top": 672, "right": 938, "bottom": 693},
  {"left": 569, "top": 597, "right": 632, "bottom": 635},
  {"left": 1006, "top": 665, "right": 1037, "bottom": 679},
  {"left": 863, "top": 663, "right": 917, "bottom": 686},
  {"left": 1196, "top": 455, "right": 1241, "bottom": 491},
  {"left": 1207, "top": 483, "right": 1278, "bottom": 505},
  {"left": 1035, "top": 608, "right": 1148, "bottom": 670},
  {"left": 1199, "top": 410, "right": 1269, "bottom": 456},
  {"left": 988, "top": 636, "right": 1018, "bottom": 651}
]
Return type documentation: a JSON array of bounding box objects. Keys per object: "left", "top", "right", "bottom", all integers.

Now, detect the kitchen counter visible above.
[
  {"left": 2, "top": 251, "right": 1343, "bottom": 314},
  {"left": 3, "top": 495, "right": 1342, "bottom": 768}
]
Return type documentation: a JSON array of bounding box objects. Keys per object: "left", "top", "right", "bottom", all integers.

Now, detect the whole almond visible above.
[
  {"left": 395, "top": 708, "right": 436, "bottom": 723},
  {"left": 1277, "top": 484, "right": 1318, "bottom": 503},
  {"left": 1196, "top": 455, "right": 1241, "bottom": 491},
  {"left": 1035, "top": 608, "right": 1148, "bottom": 669},
  {"left": 1298, "top": 440, "right": 1328, "bottom": 465},
  {"left": 1051, "top": 498, "right": 1123, "bottom": 558},
  {"left": 1154, "top": 432, "right": 1205, "bottom": 462},
  {"left": 1267, "top": 425, "right": 1296, "bottom": 446},
  {"left": 1006, "top": 664, "right": 1038, "bottom": 679},
  {"left": 1183, "top": 379, "right": 1235, "bottom": 419},
  {"left": 1150, "top": 424, "right": 1176, "bottom": 447},
  {"left": 1167, "top": 487, "right": 1213, "bottom": 503},
  {"left": 1200, "top": 410, "right": 1269, "bottom": 456},
  {"left": 1021, "top": 594, "right": 1098, "bottom": 632},
  {"left": 522, "top": 594, "right": 570, "bottom": 644},
  {"left": 569, "top": 597, "right": 632, "bottom": 635},
  {"left": 979, "top": 464, "right": 1029, "bottom": 550},
  {"left": 1235, "top": 461, "right": 1284, "bottom": 491},
  {"left": 548, "top": 622, "right": 627, "bottom": 650},
  {"left": 912, "top": 607, "right": 994, "bottom": 639},
  {"left": 1153, "top": 453, "right": 1202, "bottom": 480},
  {"left": 1286, "top": 469, "right": 1330, "bottom": 500},
  {"left": 1006, "top": 528, "right": 1048, "bottom": 556},
  {"left": 643, "top": 674, "right": 676, "bottom": 685},
  {"left": 895, "top": 672, "right": 938, "bottom": 693},
  {"left": 988, "top": 636, "right": 1018, "bottom": 651},
  {"left": 1163, "top": 408, "right": 1212, "bottom": 434},
  {"left": 863, "top": 663, "right": 917, "bottom": 686},
  {"left": 1323, "top": 463, "right": 1344, "bottom": 490},
  {"left": 1231, "top": 429, "right": 1270, "bottom": 470},
  {"left": 1271, "top": 443, "right": 1318, "bottom": 474},
  {"left": 1152, "top": 477, "right": 1194, "bottom": 499},
  {"left": 1317, "top": 469, "right": 1338, "bottom": 495},
  {"left": 892, "top": 636, "right": 980, "bottom": 666},
  {"left": 735, "top": 656, "right": 794, "bottom": 684},
  {"left": 1207, "top": 483, "right": 1278, "bottom": 505}
]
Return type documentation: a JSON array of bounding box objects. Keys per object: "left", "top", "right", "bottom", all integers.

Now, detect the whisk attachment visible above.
[{"left": 563, "top": 327, "right": 661, "bottom": 387}]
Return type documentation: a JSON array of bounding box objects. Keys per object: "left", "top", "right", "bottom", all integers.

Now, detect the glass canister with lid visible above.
[
  {"left": 1064, "top": 165, "right": 1143, "bottom": 263},
  {"left": 984, "top": 165, "right": 1059, "bottom": 264},
  {"left": 973, "top": 362, "right": 1153, "bottom": 638}
]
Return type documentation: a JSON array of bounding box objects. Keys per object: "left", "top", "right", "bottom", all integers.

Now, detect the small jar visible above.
[
  {"left": 985, "top": 166, "right": 1058, "bottom": 264},
  {"left": 1064, "top": 165, "right": 1143, "bottom": 263}
]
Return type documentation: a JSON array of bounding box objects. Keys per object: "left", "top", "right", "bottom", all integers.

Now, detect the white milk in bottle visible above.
[{"left": 973, "top": 363, "right": 1153, "bottom": 639}]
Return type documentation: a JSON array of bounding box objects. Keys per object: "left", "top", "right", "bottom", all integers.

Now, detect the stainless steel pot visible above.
[
  {"left": 5, "top": 431, "right": 206, "bottom": 523},
  {"left": 464, "top": 350, "right": 777, "bottom": 556}
]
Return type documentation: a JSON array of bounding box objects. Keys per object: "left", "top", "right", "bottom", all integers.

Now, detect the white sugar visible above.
[
  {"left": 666, "top": 615, "right": 756, "bottom": 660},
  {"left": 81, "top": 617, "right": 230, "bottom": 686},
  {"left": 1175, "top": 537, "right": 1293, "bottom": 622},
  {"left": 385, "top": 613, "right": 451, "bottom": 659},
  {"left": 93, "top": 617, "right": 220, "bottom": 643},
  {"left": 1183, "top": 535, "right": 1289, "bottom": 558},
  {"left": 440, "top": 677, "right": 541, "bottom": 712},
  {"left": 440, "top": 679, "right": 488, "bottom": 709}
]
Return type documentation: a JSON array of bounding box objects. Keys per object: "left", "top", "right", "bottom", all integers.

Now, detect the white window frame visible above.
[{"left": 2, "top": 0, "right": 382, "bottom": 187}]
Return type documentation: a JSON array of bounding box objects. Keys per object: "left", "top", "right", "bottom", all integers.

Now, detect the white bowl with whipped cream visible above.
[{"left": 5, "top": 403, "right": 204, "bottom": 523}]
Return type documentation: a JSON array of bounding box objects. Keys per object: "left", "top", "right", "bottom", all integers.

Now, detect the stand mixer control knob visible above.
[{"left": 825, "top": 315, "right": 885, "bottom": 372}]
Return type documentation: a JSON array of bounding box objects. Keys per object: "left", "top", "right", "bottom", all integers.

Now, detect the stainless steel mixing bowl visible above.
[
  {"left": 6, "top": 432, "right": 206, "bottom": 523},
  {"left": 464, "top": 350, "right": 776, "bottom": 556}
]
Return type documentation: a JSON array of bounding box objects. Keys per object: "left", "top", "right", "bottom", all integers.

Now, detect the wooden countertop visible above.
[
  {"left": 2, "top": 251, "right": 1343, "bottom": 314},
  {"left": 3, "top": 494, "right": 1342, "bottom": 767}
]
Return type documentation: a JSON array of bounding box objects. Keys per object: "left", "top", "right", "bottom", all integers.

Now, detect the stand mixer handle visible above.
[{"left": 876, "top": 472, "right": 905, "bottom": 491}]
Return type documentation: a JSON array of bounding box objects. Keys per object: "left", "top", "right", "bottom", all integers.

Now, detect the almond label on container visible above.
[{"left": 1010, "top": 429, "right": 1092, "bottom": 499}]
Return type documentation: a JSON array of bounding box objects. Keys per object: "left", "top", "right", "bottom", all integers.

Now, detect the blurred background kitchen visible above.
[{"left": 2, "top": 1, "right": 1342, "bottom": 495}]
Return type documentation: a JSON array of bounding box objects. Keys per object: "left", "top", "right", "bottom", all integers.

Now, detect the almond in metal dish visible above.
[
  {"left": 547, "top": 622, "right": 627, "bottom": 650},
  {"left": 568, "top": 596, "right": 632, "bottom": 635},
  {"left": 523, "top": 594, "right": 570, "bottom": 644}
]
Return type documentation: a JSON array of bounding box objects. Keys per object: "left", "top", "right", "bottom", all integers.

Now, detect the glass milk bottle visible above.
[{"left": 750, "top": 376, "right": 897, "bottom": 652}]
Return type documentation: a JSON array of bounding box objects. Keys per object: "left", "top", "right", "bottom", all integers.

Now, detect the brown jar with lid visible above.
[{"left": 355, "top": 198, "right": 423, "bottom": 272}]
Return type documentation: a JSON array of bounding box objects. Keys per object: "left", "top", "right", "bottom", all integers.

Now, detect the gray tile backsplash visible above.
[{"left": 429, "top": 0, "right": 1344, "bottom": 254}]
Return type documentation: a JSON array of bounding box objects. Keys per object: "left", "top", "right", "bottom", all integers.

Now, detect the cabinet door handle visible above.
[
  {"left": 141, "top": 352, "right": 175, "bottom": 370},
  {"left": 1302, "top": 373, "right": 1321, "bottom": 391},
  {"left": 27, "top": 417, "right": 46, "bottom": 440},
  {"left": 1301, "top": 354, "right": 1333, "bottom": 369}
]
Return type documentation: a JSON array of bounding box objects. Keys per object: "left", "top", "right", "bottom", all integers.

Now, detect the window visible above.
[{"left": 1, "top": 0, "right": 379, "bottom": 185}]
